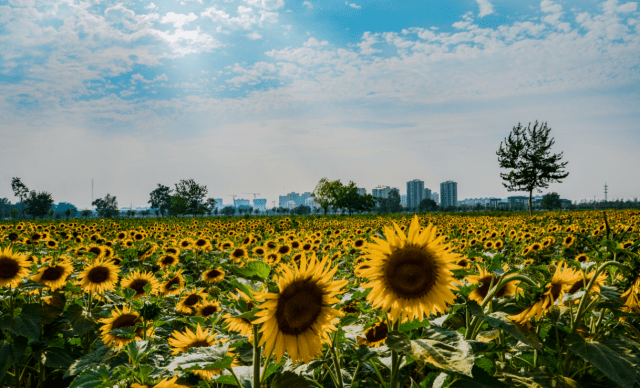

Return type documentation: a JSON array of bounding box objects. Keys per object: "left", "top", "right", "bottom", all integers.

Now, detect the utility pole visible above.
[
  {"left": 92, "top": 179, "right": 94, "bottom": 206},
  {"left": 604, "top": 183, "right": 608, "bottom": 202}
]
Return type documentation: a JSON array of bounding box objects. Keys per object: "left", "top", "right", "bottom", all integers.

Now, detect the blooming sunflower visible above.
[
  {"left": 574, "top": 253, "right": 589, "bottom": 263},
  {"left": 0, "top": 247, "right": 32, "bottom": 288},
  {"left": 202, "top": 267, "right": 225, "bottom": 283},
  {"left": 355, "top": 215, "right": 462, "bottom": 322},
  {"left": 77, "top": 258, "right": 120, "bottom": 294},
  {"left": 178, "top": 238, "right": 193, "bottom": 250},
  {"left": 509, "top": 262, "right": 582, "bottom": 325},
  {"left": 157, "top": 254, "right": 179, "bottom": 269},
  {"left": 99, "top": 305, "right": 153, "bottom": 349},
  {"left": 198, "top": 301, "right": 222, "bottom": 318},
  {"left": 161, "top": 270, "right": 185, "bottom": 296},
  {"left": 168, "top": 323, "right": 217, "bottom": 355},
  {"left": 229, "top": 248, "right": 248, "bottom": 264},
  {"left": 357, "top": 319, "right": 388, "bottom": 348},
  {"left": 563, "top": 235, "right": 575, "bottom": 247},
  {"left": 121, "top": 270, "right": 160, "bottom": 298},
  {"left": 31, "top": 260, "right": 74, "bottom": 291},
  {"left": 176, "top": 288, "right": 208, "bottom": 314},
  {"left": 566, "top": 270, "right": 608, "bottom": 298},
  {"left": 621, "top": 277, "right": 640, "bottom": 314},
  {"left": 252, "top": 252, "right": 348, "bottom": 364},
  {"left": 466, "top": 264, "right": 519, "bottom": 305}
]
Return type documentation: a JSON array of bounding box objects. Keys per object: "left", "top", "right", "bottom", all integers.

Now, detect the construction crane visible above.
[{"left": 242, "top": 193, "right": 261, "bottom": 199}]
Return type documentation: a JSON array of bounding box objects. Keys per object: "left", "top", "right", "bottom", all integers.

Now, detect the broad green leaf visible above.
[
  {"left": 43, "top": 348, "right": 76, "bottom": 369},
  {"left": 0, "top": 304, "right": 42, "bottom": 339},
  {"left": 63, "top": 304, "right": 97, "bottom": 337},
  {"left": 470, "top": 311, "right": 542, "bottom": 350},
  {"left": 565, "top": 333, "right": 638, "bottom": 388},
  {"left": 386, "top": 327, "right": 475, "bottom": 377},
  {"left": 271, "top": 371, "right": 312, "bottom": 388},
  {"left": 65, "top": 342, "right": 113, "bottom": 378},
  {"left": 69, "top": 365, "right": 110, "bottom": 388},
  {"left": 399, "top": 318, "right": 431, "bottom": 332},
  {"left": 247, "top": 260, "right": 271, "bottom": 279},
  {"left": 162, "top": 342, "right": 231, "bottom": 372}
]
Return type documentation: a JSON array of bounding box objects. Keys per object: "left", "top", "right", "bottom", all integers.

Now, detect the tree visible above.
[
  {"left": 203, "top": 198, "right": 217, "bottom": 215},
  {"left": 221, "top": 206, "right": 236, "bottom": 216},
  {"left": 64, "top": 208, "right": 72, "bottom": 219},
  {"left": 23, "top": 191, "right": 54, "bottom": 219},
  {"left": 92, "top": 194, "right": 119, "bottom": 218},
  {"left": 11, "top": 177, "right": 29, "bottom": 219},
  {"left": 311, "top": 178, "right": 342, "bottom": 215},
  {"left": 169, "top": 196, "right": 189, "bottom": 217},
  {"left": 418, "top": 198, "right": 438, "bottom": 212},
  {"left": 333, "top": 181, "right": 377, "bottom": 215},
  {"left": 0, "top": 198, "right": 10, "bottom": 220},
  {"left": 293, "top": 205, "right": 311, "bottom": 215},
  {"left": 387, "top": 189, "right": 403, "bottom": 213},
  {"left": 541, "top": 192, "right": 562, "bottom": 210},
  {"left": 148, "top": 184, "right": 173, "bottom": 217},
  {"left": 497, "top": 120, "right": 569, "bottom": 216},
  {"left": 81, "top": 209, "right": 92, "bottom": 218}
]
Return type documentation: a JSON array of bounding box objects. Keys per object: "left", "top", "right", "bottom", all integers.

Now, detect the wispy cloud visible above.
[
  {"left": 346, "top": 2, "right": 362, "bottom": 10},
  {"left": 475, "top": 0, "right": 494, "bottom": 17}
]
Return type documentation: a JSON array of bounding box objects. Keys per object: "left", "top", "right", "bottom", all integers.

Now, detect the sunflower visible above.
[
  {"left": 139, "top": 245, "right": 158, "bottom": 262},
  {"left": 357, "top": 319, "right": 388, "bottom": 348},
  {"left": 223, "top": 313, "right": 254, "bottom": 340},
  {"left": 356, "top": 216, "right": 461, "bottom": 322},
  {"left": 77, "top": 258, "right": 120, "bottom": 294},
  {"left": 566, "top": 270, "right": 608, "bottom": 296},
  {"left": 466, "top": 264, "right": 519, "bottom": 305},
  {"left": 121, "top": 270, "right": 160, "bottom": 298},
  {"left": 45, "top": 240, "right": 58, "bottom": 249},
  {"left": 202, "top": 267, "right": 225, "bottom": 283},
  {"left": 574, "top": 253, "right": 589, "bottom": 263},
  {"left": 99, "top": 305, "right": 152, "bottom": 349},
  {"left": 230, "top": 248, "right": 248, "bottom": 263},
  {"left": 31, "top": 260, "right": 74, "bottom": 291},
  {"left": 494, "top": 240, "right": 504, "bottom": 249},
  {"left": 252, "top": 253, "right": 348, "bottom": 364},
  {"left": 529, "top": 243, "right": 542, "bottom": 253},
  {"left": 161, "top": 270, "right": 185, "bottom": 296},
  {"left": 340, "top": 301, "right": 360, "bottom": 315},
  {"left": 131, "top": 376, "right": 191, "bottom": 388},
  {"left": 563, "top": 235, "right": 575, "bottom": 248},
  {"left": 0, "top": 247, "right": 32, "bottom": 288},
  {"left": 157, "top": 254, "right": 179, "bottom": 269},
  {"left": 177, "top": 288, "right": 208, "bottom": 314},
  {"left": 168, "top": 323, "right": 217, "bottom": 355},
  {"left": 198, "top": 301, "right": 222, "bottom": 318},
  {"left": 86, "top": 245, "right": 106, "bottom": 259},
  {"left": 509, "top": 262, "right": 582, "bottom": 325},
  {"left": 263, "top": 252, "right": 281, "bottom": 266},
  {"left": 621, "top": 277, "right": 640, "bottom": 314},
  {"left": 193, "top": 238, "right": 212, "bottom": 251},
  {"left": 218, "top": 240, "right": 234, "bottom": 251},
  {"left": 178, "top": 238, "right": 193, "bottom": 250},
  {"left": 252, "top": 247, "right": 266, "bottom": 256},
  {"left": 165, "top": 247, "right": 181, "bottom": 256}
]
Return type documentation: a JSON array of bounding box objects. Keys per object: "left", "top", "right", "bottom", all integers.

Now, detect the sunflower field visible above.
[{"left": 1, "top": 210, "right": 639, "bottom": 388}]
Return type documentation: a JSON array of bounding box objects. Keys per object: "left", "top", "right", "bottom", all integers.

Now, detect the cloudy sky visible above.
[{"left": 1, "top": 0, "right": 639, "bottom": 210}]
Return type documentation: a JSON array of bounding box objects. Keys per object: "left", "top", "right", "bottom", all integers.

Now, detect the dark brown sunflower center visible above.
[
  {"left": 200, "top": 305, "right": 219, "bottom": 316},
  {"left": 365, "top": 322, "right": 388, "bottom": 343},
  {"left": 184, "top": 294, "right": 200, "bottom": 306},
  {"left": 88, "top": 247, "right": 102, "bottom": 256},
  {"left": 568, "top": 280, "right": 585, "bottom": 295},
  {"left": 549, "top": 283, "right": 563, "bottom": 300},
  {"left": 128, "top": 279, "right": 150, "bottom": 295},
  {"left": 275, "top": 279, "right": 324, "bottom": 335},
  {"left": 195, "top": 240, "right": 207, "bottom": 247},
  {"left": 278, "top": 246, "right": 290, "bottom": 254},
  {"left": 164, "top": 277, "right": 181, "bottom": 291},
  {"left": 206, "top": 269, "right": 222, "bottom": 279},
  {"left": 0, "top": 257, "right": 20, "bottom": 279},
  {"left": 187, "top": 340, "right": 211, "bottom": 350},
  {"left": 41, "top": 266, "right": 65, "bottom": 281},
  {"left": 161, "top": 256, "right": 175, "bottom": 265},
  {"left": 87, "top": 266, "right": 111, "bottom": 283},
  {"left": 111, "top": 314, "right": 140, "bottom": 330},
  {"left": 384, "top": 244, "right": 438, "bottom": 299},
  {"left": 231, "top": 249, "right": 245, "bottom": 258}
]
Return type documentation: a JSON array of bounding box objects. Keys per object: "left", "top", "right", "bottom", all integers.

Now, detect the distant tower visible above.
[{"left": 604, "top": 183, "right": 608, "bottom": 202}]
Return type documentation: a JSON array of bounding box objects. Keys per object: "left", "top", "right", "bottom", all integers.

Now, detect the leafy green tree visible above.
[
  {"left": 11, "top": 208, "right": 18, "bottom": 219},
  {"left": 24, "top": 191, "right": 54, "bottom": 219},
  {"left": 293, "top": 205, "right": 311, "bottom": 215},
  {"left": 0, "top": 198, "right": 10, "bottom": 220},
  {"left": 81, "top": 209, "right": 92, "bottom": 218},
  {"left": 204, "top": 198, "right": 217, "bottom": 215},
  {"left": 497, "top": 120, "right": 569, "bottom": 216},
  {"left": 92, "top": 194, "right": 119, "bottom": 218},
  {"left": 418, "top": 198, "right": 438, "bottom": 212},
  {"left": 333, "top": 181, "right": 376, "bottom": 215},
  {"left": 174, "top": 179, "right": 208, "bottom": 216},
  {"left": 65, "top": 208, "right": 72, "bottom": 219},
  {"left": 11, "top": 177, "right": 29, "bottom": 219},
  {"left": 169, "top": 196, "right": 189, "bottom": 217},
  {"left": 387, "top": 189, "right": 403, "bottom": 213},
  {"left": 221, "top": 206, "right": 236, "bottom": 216},
  {"left": 148, "top": 184, "right": 173, "bottom": 217},
  {"left": 311, "top": 178, "right": 342, "bottom": 215},
  {"left": 541, "top": 192, "right": 562, "bottom": 210}
]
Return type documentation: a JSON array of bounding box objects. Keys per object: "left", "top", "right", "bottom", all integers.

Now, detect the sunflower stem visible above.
[
  {"left": 228, "top": 366, "right": 243, "bottom": 388},
  {"left": 252, "top": 324, "right": 261, "bottom": 388},
  {"left": 389, "top": 320, "right": 401, "bottom": 388},
  {"left": 330, "top": 330, "right": 344, "bottom": 388},
  {"left": 370, "top": 361, "right": 388, "bottom": 388}
]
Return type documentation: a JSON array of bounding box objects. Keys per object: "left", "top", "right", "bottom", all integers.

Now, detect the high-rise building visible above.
[
  {"left": 440, "top": 181, "right": 458, "bottom": 207},
  {"left": 423, "top": 188, "right": 432, "bottom": 203},
  {"left": 357, "top": 188, "right": 366, "bottom": 196},
  {"left": 401, "top": 194, "right": 407, "bottom": 207},
  {"left": 253, "top": 199, "right": 267, "bottom": 212},
  {"left": 214, "top": 198, "right": 224, "bottom": 209},
  {"left": 372, "top": 185, "right": 392, "bottom": 199},
  {"left": 431, "top": 192, "right": 439, "bottom": 204},
  {"left": 406, "top": 179, "right": 424, "bottom": 209},
  {"left": 234, "top": 199, "right": 250, "bottom": 208},
  {"left": 299, "top": 192, "right": 312, "bottom": 207}
]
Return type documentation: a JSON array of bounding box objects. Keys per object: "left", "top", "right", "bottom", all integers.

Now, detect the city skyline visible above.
[{"left": 2, "top": 0, "right": 639, "bottom": 208}]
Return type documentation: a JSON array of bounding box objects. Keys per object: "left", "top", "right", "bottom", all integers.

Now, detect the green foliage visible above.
[
  {"left": 541, "top": 192, "right": 562, "bottom": 210},
  {"left": 92, "top": 193, "right": 119, "bottom": 218},
  {"left": 173, "top": 178, "right": 208, "bottom": 216},
  {"left": 418, "top": 198, "right": 438, "bottom": 213},
  {"left": 148, "top": 184, "right": 173, "bottom": 216},
  {"left": 496, "top": 120, "right": 569, "bottom": 216},
  {"left": 377, "top": 189, "right": 403, "bottom": 213},
  {"left": 333, "top": 181, "right": 376, "bottom": 215}
]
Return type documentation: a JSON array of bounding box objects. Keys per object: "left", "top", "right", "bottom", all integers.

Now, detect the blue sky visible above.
[{"left": 1, "top": 0, "right": 639, "bottom": 209}]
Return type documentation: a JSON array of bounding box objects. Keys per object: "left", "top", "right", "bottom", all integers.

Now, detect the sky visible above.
[{"left": 1, "top": 0, "right": 639, "bottom": 210}]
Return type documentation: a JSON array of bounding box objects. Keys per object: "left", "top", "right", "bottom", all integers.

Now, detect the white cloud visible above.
[
  {"left": 358, "top": 31, "right": 381, "bottom": 54},
  {"left": 475, "top": 0, "right": 494, "bottom": 17},
  {"left": 303, "top": 37, "right": 329, "bottom": 47},
  {"left": 303, "top": 1, "right": 313, "bottom": 9},
  {"left": 160, "top": 12, "right": 198, "bottom": 29},
  {"left": 145, "top": 3, "right": 157, "bottom": 10},
  {"left": 540, "top": 0, "right": 562, "bottom": 14},
  {"left": 247, "top": 31, "right": 262, "bottom": 39},
  {"left": 346, "top": 2, "right": 361, "bottom": 9},
  {"left": 243, "top": 0, "right": 285, "bottom": 10},
  {"left": 201, "top": 6, "right": 277, "bottom": 30},
  {"left": 618, "top": 1, "right": 639, "bottom": 12}
]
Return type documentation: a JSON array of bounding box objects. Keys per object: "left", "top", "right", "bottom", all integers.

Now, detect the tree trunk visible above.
[{"left": 528, "top": 190, "right": 533, "bottom": 217}]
